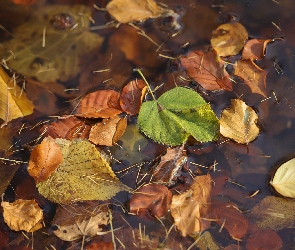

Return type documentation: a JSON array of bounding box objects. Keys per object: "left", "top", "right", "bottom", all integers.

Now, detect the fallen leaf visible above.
[
  {"left": 120, "top": 79, "right": 147, "bottom": 115},
  {"left": 180, "top": 50, "right": 232, "bottom": 91},
  {"left": 36, "top": 138, "right": 132, "bottom": 204},
  {"left": 219, "top": 99, "right": 259, "bottom": 144},
  {"left": 129, "top": 183, "right": 172, "bottom": 218},
  {"left": 106, "top": 0, "right": 164, "bottom": 23},
  {"left": 85, "top": 242, "right": 114, "bottom": 250},
  {"left": 52, "top": 202, "right": 109, "bottom": 241},
  {"left": 27, "top": 136, "right": 63, "bottom": 184},
  {"left": 137, "top": 87, "right": 219, "bottom": 146},
  {"left": 1, "top": 199, "right": 43, "bottom": 232},
  {"left": 270, "top": 158, "right": 295, "bottom": 198},
  {"left": 89, "top": 116, "right": 127, "bottom": 146},
  {"left": 234, "top": 60, "right": 267, "bottom": 97},
  {"left": 245, "top": 229, "right": 283, "bottom": 250},
  {"left": 76, "top": 90, "right": 122, "bottom": 118},
  {"left": 0, "top": 66, "right": 34, "bottom": 127},
  {"left": 170, "top": 175, "right": 211, "bottom": 236},
  {"left": 11, "top": 0, "right": 36, "bottom": 5},
  {"left": 0, "top": 230, "right": 9, "bottom": 250},
  {"left": 210, "top": 22, "right": 248, "bottom": 56}
]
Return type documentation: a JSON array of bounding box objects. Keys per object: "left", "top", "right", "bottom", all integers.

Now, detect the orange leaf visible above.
[
  {"left": 76, "top": 90, "right": 122, "bottom": 118},
  {"left": 85, "top": 242, "right": 114, "bottom": 250},
  {"left": 120, "top": 79, "right": 147, "bottom": 115},
  {"left": 11, "top": 0, "right": 36, "bottom": 5},
  {"left": 27, "top": 136, "right": 63, "bottom": 183},
  {"left": 180, "top": 50, "right": 232, "bottom": 91},
  {"left": 234, "top": 60, "right": 267, "bottom": 97}
]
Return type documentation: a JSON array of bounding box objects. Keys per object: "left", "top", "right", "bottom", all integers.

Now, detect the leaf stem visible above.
[{"left": 134, "top": 69, "right": 156, "bottom": 100}]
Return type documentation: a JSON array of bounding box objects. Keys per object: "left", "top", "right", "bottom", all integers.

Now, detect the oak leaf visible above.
[
  {"left": 170, "top": 175, "right": 211, "bottom": 236},
  {"left": 1, "top": 199, "right": 43, "bottom": 232},
  {"left": 180, "top": 50, "right": 232, "bottom": 91},
  {"left": 219, "top": 99, "right": 259, "bottom": 144}
]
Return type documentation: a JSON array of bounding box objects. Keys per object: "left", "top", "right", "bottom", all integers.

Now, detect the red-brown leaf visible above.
[
  {"left": 242, "top": 39, "right": 268, "bottom": 60},
  {"left": 129, "top": 183, "right": 172, "bottom": 218},
  {"left": 180, "top": 50, "right": 233, "bottom": 91},
  {"left": 85, "top": 241, "right": 114, "bottom": 250},
  {"left": 246, "top": 229, "right": 283, "bottom": 250}
]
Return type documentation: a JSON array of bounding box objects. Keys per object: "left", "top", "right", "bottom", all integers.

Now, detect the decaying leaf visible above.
[
  {"left": 170, "top": 175, "right": 211, "bottom": 236},
  {"left": 129, "top": 183, "right": 172, "bottom": 218},
  {"left": 137, "top": 87, "right": 219, "bottom": 146},
  {"left": 76, "top": 90, "right": 122, "bottom": 118},
  {"left": 219, "top": 99, "right": 259, "bottom": 144},
  {"left": 245, "top": 229, "right": 283, "bottom": 250},
  {"left": 180, "top": 50, "right": 232, "bottom": 91},
  {"left": 234, "top": 60, "right": 267, "bottom": 97},
  {"left": 28, "top": 136, "right": 63, "bottom": 183},
  {"left": 36, "top": 138, "right": 132, "bottom": 204},
  {"left": 1, "top": 199, "right": 43, "bottom": 232},
  {"left": 270, "top": 158, "right": 295, "bottom": 198},
  {"left": 210, "top": 22, "right": 248, "bottom": 56},
  {"left": 52, "top": 202, "right": 109, "bottom": 241},
  {"left": 0, "top": 66, "right": 34, "bottom": 127},
  {"left": 0, "top": 161, "right": 19, "bottom": 195},
  {"left": 85, "top": 242, "right": 114, "bottom": 250},
  {"left": 120, "top": 79, "right": 147, "bottom": 115},
  {"left": 89, "top": 116, "right": 127, "bottom": 146}
]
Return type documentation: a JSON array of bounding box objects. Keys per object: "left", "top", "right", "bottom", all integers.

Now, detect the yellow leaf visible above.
[
  {"left": 0, "top": 66, "right": 34, "bottom": 127},
  {"left": 1, "top": 199, "right": 43, "bottom": 232},
  {"left": 219, "top": 99, "right": 259, "bottom": 144}
]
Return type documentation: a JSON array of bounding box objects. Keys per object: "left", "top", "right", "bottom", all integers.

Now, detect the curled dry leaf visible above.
[
  {"left": 129, "top": 183, "right": 172, "bottom": 218},
  {"left": 210, "top": 22, "right": 248, "bottom": 56},
  {"left": 180, "top": 50, "right": 232, "bottom": 91},
  {"left": 170, "top": 175, "right": 211, "bottom": 236},
  {"left": 219, "top": 99, "right": 259, "bottom": 144},
  {"left": 89, "top": 116, "right": 127, "bottom": 146},
  {"left": 1, "top": 199, "right": 43, "bottom": 232},
  {"left": 120, "top": 79, "right": 147, "bottom": 115},
  {"left": 76, "top": 90, "right": 122, "bottom": 118},
  {"left": 245, "top": 229, "right": 283, "bottom": 250},
  {"left": 234, "top": 60, "right": 267, "bottom": 97},
  {"left": 28, "top": 136, "right": 63, "bottom": 183}
]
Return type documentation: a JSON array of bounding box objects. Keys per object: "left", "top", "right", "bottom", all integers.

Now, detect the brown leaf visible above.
[
  {"left": 129, "top": 183, "right": 172, "bottom": 218},
  {"left": 89, "top": 116, "right": 127, "bottom": 146},
  {"left": 242, "top": 39, "right": 269, "bottom": 60},
  {"left": 170, "top": 175, "right": 211, "bottom": 236},
  {"left": 85, "top": 242, "right": 114, "bottom": 250},
  {"left": 66, "top": 120, "right": 91, "bottom": 140},
  {"left": 28, "top": 136, "right": 63, "bottom": 183},
  {"left": 246, "top": 229, "right": 283, "bottom": 250},
  {"left": 234, "top": 60, "right": 267, "bottom": 97},
  {"left": 180, "top": 50, "right": 232, "bottom": 91},
  {"left": 76, "top": 90, "right": 122, "bottom": 118},
  {"left": 211, "top": 22, "right": 248, "bottom": 56},
  {"left": 1, "top": 199, "right": 43, "bottom": 232},
  {"left": 106, "top": 0, "right": 164, "bottom": 23},
  {"left": 211, "top": 200, "right": 248, "bottom": 239},
  {"left": 120, "top": 79, "right": 147, "bottom": 115}
]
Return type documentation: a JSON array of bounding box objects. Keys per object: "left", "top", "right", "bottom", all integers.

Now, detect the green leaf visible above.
[{"left": 137, "top": 87, "right": 219, "bottom": 146}]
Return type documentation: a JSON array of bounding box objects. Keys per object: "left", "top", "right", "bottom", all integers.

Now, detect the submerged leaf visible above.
[
  {"left": 137, "top": 87, "right": 219, "bottom": 146},
  {"left": 245, "top": 229, "right": 283, "bottom": 250}
]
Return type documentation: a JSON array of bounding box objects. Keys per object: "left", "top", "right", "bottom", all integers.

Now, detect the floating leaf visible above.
[
  {"left": 234, "top": 60, "right": 267, "bottom": 97},
  {"left": 180, "top": 50, "right": 232, "bottom": 91},
  {"left": 219, "top": 99, "right": 259, "bottom": 144},
  {"left": 270, "top": 158, "right": 295, "bottom": 198},
  {"left": 137, "top": 87, "right": 219, "bottom": 146},
  {"left": 0, "top": 66, "right": 34, "bottom": 127},
  {"left": 36, "top": 138, "right": 132, "bottom": 204},
  {"left": 170, "top": 175, "right": 211, "bottom": 236},
  {"left": 210, "top": 22, "right": 248, "bottom": 56},
  {"left": 1, "top": 199, "right": 43, "bottom": 232}
]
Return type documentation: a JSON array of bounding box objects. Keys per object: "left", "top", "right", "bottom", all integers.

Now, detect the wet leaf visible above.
[
  {"left": 234, "top": 60, "right": 267, "bottom": 97},
  {"left": 0, "top": 66, "right": 34, "bottom": 127},
  {"left": 129, "top": 183, "right": 172, "bottom": 218},
  {"left": 210, "top": 22, "right": 248, "bottom": 56},
  {"left": 137, "top": 87, "right": 219, "bottom": 146},
  {"left": 36, "top": 138, "right": 132, "bottom": 204},
  {"left": 245, "top": 229, "right": 283, "bottom": 250},
  {"left": 85, "top": 242, "right": 114, "bottom": 250},
  {"left": 76, "top": 90, "right": 122, "bottom": 118},
  {"left": 106, "top": 0, "right": 164, "bottom": 23},
  {"left": 270, "top": 158, "right": 295, "bottom": 198},
  {"left": 1, "top": 199, "right": 43, "bottom": 232},
  {"left": 89, "top": 116, "right": 127, "bottom": 146},
  {"left": 120, "top": 79, "right": 147, "bottom": 115},
  {"left": 180, "top": 50, "right": 232, "bottom": 91},
  {"left": 0, "top": 163, "right": 19, "bottom": 195},
  {"left": 11, "top": 0, "right": 36, "bottom": 5},
  {"left": 28, "top": 136, "right": 63, "bottom": 183},
  {"left": 170, "top": 175, "right": 211, "bottom": 236},
  {"left": 52, "top": 202, "right": 109, "bottom": 241},
  {"left": 219, "top": 99, "right": 259, "bottom": 144}
]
